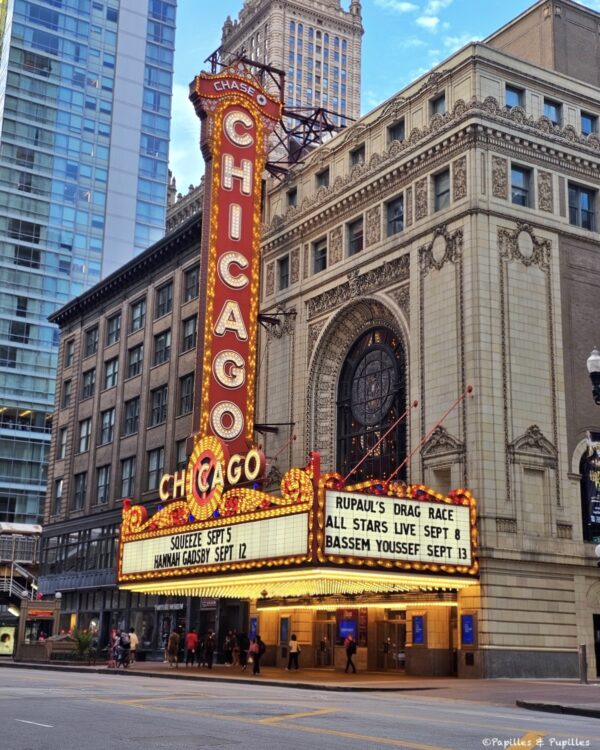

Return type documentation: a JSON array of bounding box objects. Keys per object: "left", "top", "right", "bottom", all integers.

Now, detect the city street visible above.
[{"left": 0, "top": 667, "right": 597, "bottom": 750}]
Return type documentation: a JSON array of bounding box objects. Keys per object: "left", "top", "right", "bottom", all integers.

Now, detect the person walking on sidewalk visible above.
[
  {"left": 250, "top": 635, "right": 265, "bottom": 675},
  {"left": 185, "top": 628, "right": 198, "bottom": 667},
  {"left": 167, "top": 629, "right": 180, "bottom": 668},
  {"left": 128, "top": 627, "right": 139, "bottom": 665},
  {"left": 344, "top": 634, "right": 357, "bottom": 674},
  {"left": 204, "top": 629, "right": 216, "bottom": 669},
  {"left": 286, "top": 633, "right": 301, "bottom": 671}
]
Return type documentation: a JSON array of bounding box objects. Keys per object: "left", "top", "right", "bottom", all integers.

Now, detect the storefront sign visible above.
[
  {"left": 412, "top": 615, "right": 425, "bottom": 645},
  {"left": 323, "top": 489, "right": 473, "bottom": 567},
  {"left": 584, "top": 432, "right": 600, "bottom": 526},
  {"left": 461, "top": 613, "right": 476, "bottom": 646},
  {"left": 120, "top": 511, "right": 309, "bottom": 578}
]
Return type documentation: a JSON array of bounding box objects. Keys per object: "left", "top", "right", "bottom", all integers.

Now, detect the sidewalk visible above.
[{"left": 2, "top": 657, "right": 600, "bottom": 717}]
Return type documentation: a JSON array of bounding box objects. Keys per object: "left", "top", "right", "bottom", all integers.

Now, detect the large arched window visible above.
[{"left": 336, "top": 327, "right": 406, "bottom": 482}]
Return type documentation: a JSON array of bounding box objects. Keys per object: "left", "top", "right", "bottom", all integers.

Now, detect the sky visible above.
[{"left": 168, "top": 0, "right": 599, "bottom": 193}]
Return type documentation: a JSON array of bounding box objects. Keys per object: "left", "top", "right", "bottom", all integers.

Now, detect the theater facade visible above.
[{"left": 45, "top": 1, "right": 600, "bottom": 678}]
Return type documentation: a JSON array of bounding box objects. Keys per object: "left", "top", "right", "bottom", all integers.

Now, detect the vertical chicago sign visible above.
[{"left": 189, "top": 66, "right": 281, "bottom": 457}]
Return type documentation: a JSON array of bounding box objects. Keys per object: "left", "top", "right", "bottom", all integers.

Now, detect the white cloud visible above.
[
  {"left": 400, "top": 36, "right": 427, "bottom": 48},
  {"left": 442, "top": 32, "right": 481, "bottom": 50},
  {"left": 374, "top": 0, "right": 418, "bottom": 11},
  {"left": 168, "top": 82, "right": 203, "bottom": 193},
  {"left": 425, "top": 0, "right": 453, "bottom": 12},
  {"left": 415, "top": 15, "right": 439, "bottom": 30}
]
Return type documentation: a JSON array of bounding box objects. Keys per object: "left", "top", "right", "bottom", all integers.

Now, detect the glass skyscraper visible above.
[{"left": 0, "top": 0, "right": 176, "bottom": 524}]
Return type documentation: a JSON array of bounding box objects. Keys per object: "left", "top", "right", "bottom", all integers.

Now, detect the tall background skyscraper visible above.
[
  {"left": 220, "top": 0, "right": 363, "bottom": 126},
  {"left": 0, "top": 0, "right": 176, "bottom": 524}
]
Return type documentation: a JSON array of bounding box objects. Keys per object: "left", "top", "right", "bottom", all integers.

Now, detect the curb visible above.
[
  {"left": 516, "top": 700, "right": 600, "bottom": 720},
  {"left": 0, "top": 661, "right": 437, "bottom": 693}
]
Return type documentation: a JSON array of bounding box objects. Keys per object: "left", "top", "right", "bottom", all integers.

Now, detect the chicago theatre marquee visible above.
[{"left": 117, "top": 62, "right": 481, "bottom": 678}]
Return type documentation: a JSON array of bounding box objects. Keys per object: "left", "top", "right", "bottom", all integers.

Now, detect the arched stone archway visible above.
[{"left": 306, "top": 297, "right": 408, "bottom": 472}]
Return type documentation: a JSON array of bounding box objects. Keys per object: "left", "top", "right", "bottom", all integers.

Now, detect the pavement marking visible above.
[
  {"left": 507, "top": 732, "right": 546, "bottom": 750},
  {"left": 259, "top": 707, "right": 338, "bottom": 724},
  {"left": 14, "top": 719, "right": 54, "bottom": 728}
]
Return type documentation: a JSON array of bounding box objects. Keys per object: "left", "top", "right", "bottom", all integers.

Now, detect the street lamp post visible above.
[{"left": 586, "top": 348, "right": 600, "bottom": 405}]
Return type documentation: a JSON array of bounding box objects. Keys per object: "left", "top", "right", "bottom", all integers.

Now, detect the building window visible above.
[
  {"left": 175, "top": 439, "right": 187, "bottom": 471},
  {"left": 388, "top": 119, "right": 405, "bottom": 143},
  {"left": 64, "top": 339, "right": 75, "bottom": 367},
  {"left": 277, "top": 256, "right": 290, "bottom": 291},
  {"left": 182, "top": 316, "right": 197, "bottom": 352},
  {"left": 569, "top": 183, "right": 596, "bottom": 231},
  {"left": 149, "top": 385, "right": 168, "bottom": 426},
  {"left": 313, "top": 238, "right": 327, "bottom": 274},
  {"left": 581, "top": 111, "right": 598, "bottom": 136},
  {"left": 96, "top": 465, "right": 111, "bottom": 505},
  {"left": 179, "top": 373, "right": 194, "bottom": 415},
  {"left": 78, "top": 418, "right": 92, "bottom": 453},
  {"left": 130, "top": 297, "right": 146, "bottom": 331},
  {"left": 148, "top": 447, "right": 164, "bottom": 491},
  {"left": 431, "top": 93, "right": 446, "bottom": 115},
  {"left": 81, "top": 368, "right": 96, "bottom": 400},
  {"left": 104, "top": 357, "right": 119, "bottom": 389},
  {"left": 155, "top": 282, "right": 173, "bottom": 318},
  {"left": 347, "top": 217, "right": 364, "bottom": 256},
  {"left": 511, "top": 166, "right": 532, "bottom": 207},
  {"left": 349, "top": 144, "right": 365, "bottom": 167},
  {"left": 127, "top": 344, "right": 143, "bottom": 378},
  {"left": 120, "top": 457, "right": 136, "bottom": 498},
  {"left": 434, "top": 169, "right": 450, "bottom": 211},
  {"left": 544, "top": 98, "right": 562, "bottom": 126},
  {"left": 106, "top": 313, "right": 121, "bottom": 345},
  {"left": 99, "top": 407, "right": 115, "bottom": 445},
  {"left": 52, "top": 479, "right": 63, "bottom": 515},
  {"left": 153, "top": 330, "right": 171, "bottom": 365},
  {"left": 184, "top": 266, "right": 199, "bottom": 302},
  {"left": 122, "top": 397, "right": 140, "bottom": 436},
  {"left": 72, "top": 472, "right": 86, "bottom": 511},
  {"left": 287, "top": 187, "right": 297, "bottom": 207},
  {"left": 505, "top": 85, "right": 524, "bottom": 109},
  {"left": 84, "top": 327, "right": 98, "bottom": 357},
  {"left": 316, "top": 167, "right": 330, "bottom": 189},
  {"left": 58, "top": 427, "right": 68, "bottom": 459},
  {"left": 62, "top": 379, "right": 72, "bottom": 408},
  {"left": 386, "top": 196, "right": 404, "bottom": 237},
  {"left": 337, "top": 327, "right": 406, "bottom": 482}
]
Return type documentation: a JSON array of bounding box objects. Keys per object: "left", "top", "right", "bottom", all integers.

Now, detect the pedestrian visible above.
[
  {"left": 250, "top": 635, "right": 266, "bottom": 675},
  {"left": 117, "top": 628, "right": 131, "bottom": 668},
  {"left": 238, "top": 631, "right": 249, "bottom": 671},
  {"left": 344, "top": 634, "right": 357, "bottom": 673},
  {"left": 167, "top": 629, "right": 180, "bottom": 668},
  {"left": 223, "top": 630, "right": 233, "bottom": 665},
  {"left": 128, "top": 627, "right": 139, "bottom": 665},
  {"left": 286, "top": 633, "right": 301, "bottom": 671},
  {"left": 107, "top": 629, "right": 118, "bottom": 669},
  {"left": 204, "top": 629, "right": 216, "bottom": 669},
  {"left": 231, "top": 632, "right": 240, "bottom": 667},
  {"left": 185, "top": 628, "right": 198, "bottom": 667}
]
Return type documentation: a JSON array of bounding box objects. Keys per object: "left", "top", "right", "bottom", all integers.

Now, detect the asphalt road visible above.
[{"left": 1, "top": 667, "right": 598, "bottom": 750}]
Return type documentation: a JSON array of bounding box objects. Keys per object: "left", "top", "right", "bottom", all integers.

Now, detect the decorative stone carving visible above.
[
  {"left": 365, "top": 205, "right": 381, "bottom": 246},
  {"left": 421, "top": 426, "right": 464, "bottom": 459},
  {"left": 453, "top": 156, "right": 467, "bottom": 201},
  {"left": 307, "top": 319, "right": 327, "bottom": 360},
  {"left": 290, "top": 247, "right": 300, "bottom": 285},
  {"left": 306, "top": 255, "right": 410, "bottom": 319},
  {"left": 415, "top": 178, "right": 428, "bottom": 221},
  {"left": 508, "top": 424, "right": 557, "bottom": 467},
  {"left": 556, "top": 523, "right": 572, "bottom": 539},
  {"left": 387, "top": 284, "right": 410, "bottom": 322},
  {"left": 265, "top": 261, "right": 274, "bottom": 297},
  {"left": 492, "top": 156, "right": 508, "bottom": 199},
  {"left": 329, "top": 226, "right": 343, "bottom": 265},
  {"left": 538, "top": 170, "right": 553, "bottom": 213},
  {"left": 303, "top": 243, "right": 309, "bottom": 280},
  {"left": 496, "top": 518, "right": 517, "bottom": 533},
  {"left": 498, "top": 223, "right": 550, "bottom": 270},
  {"left": 405, "top": 186, "right": 413, "bottom": 227},
  {"left": 266, "top": 304, "right": 296, "bottom": 341},
  {"left": 420, "top": 226, "right": 463, "bottom": 276}
]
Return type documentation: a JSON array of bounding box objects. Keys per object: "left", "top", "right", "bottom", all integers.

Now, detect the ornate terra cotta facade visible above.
[{"left": 259, "top": 1, "right": 600, "bottom": 678}]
